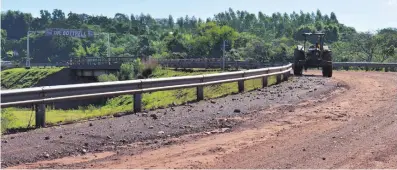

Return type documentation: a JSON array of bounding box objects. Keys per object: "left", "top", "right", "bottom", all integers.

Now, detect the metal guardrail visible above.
[
  {"left": 1, "top": 63, "right": 293, "bottom": 128},
  {"left": 333, "top": 62, "right": 397, "bottom": 67},
  {"left": 332, "top": 62, "right": 397, "bottom": 72}
]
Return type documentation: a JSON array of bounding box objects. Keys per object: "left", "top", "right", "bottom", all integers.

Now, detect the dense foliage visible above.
[{"left": 1, "top": 8, "right": 396, "bottom": 64}]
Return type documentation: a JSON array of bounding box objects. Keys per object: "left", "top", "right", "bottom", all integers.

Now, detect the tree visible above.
[
  {"left": 168, "top": 15, "right": 174, "bottom": 28},
  {"left": 1, "top": 8, "right": 394, "bottom": 65},
  {"left": 350, "top": 32, "right": 379, "bottom": 62},
  {"left": 330, "top": 12, "right": 338, "bottom": 23},
  {"left": 1, "top": 29, "right": 7, "bottom": 58}
]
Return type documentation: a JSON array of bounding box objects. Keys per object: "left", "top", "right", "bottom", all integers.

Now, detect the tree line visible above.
[{"left": 1, "top": 8, "right": 396, "bottom": 64}]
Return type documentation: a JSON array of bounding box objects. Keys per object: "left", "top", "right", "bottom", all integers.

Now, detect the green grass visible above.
[
  {"left": 2, "top": 68, "right": 278, "bottom": 132},
  {"left": 1, "top": 67, "right": 63, "bottom": 89}
]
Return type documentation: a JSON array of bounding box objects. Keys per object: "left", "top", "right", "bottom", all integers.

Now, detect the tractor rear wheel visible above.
[{"left": 293, "top": 49, "right": 304, "bottom": 76}]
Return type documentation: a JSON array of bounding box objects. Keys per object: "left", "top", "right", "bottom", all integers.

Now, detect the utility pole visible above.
[
  {"left": 26, "top": 31, "right": 43, "bottom": 68},
  {"left": 221, "top": 40, "right": 229, "bottom": 71}
]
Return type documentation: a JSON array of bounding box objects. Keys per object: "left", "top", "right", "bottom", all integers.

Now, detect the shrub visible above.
[
  {"left": 119, "top": 62, "right": 134, "bottom": 80},
  {"left": 97, "top": 73, "right": 119, "bottom": 82}
]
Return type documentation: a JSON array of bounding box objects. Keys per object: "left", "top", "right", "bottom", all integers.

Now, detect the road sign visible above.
[{"left": 45, "top": 28, "right": 94, "bottom": 38}]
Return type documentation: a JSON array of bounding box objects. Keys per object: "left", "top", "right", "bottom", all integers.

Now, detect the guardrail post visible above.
[
  {"left": 276, "top": 73, "right": 282, "bottom": 84},
  {"left": 262, "top": 76, "right": 268, "bottom": 88},
  {"left": 238, "top": 80, "right": 244, "bottom": 92},
  {"left": 133, "top": 93, "right": 142, "bottom": 113},
  {"left": 197, "top": 86, "right": 204, "bottom": 101},
  {"left": 35, "top": 104, "right": 46, "bottom": 128},
  {"left": 283, "top": 71, "right": 289, "bottom": 81},
  {"left": 385, "top": 67, "right": 389, "bottom": 72}
]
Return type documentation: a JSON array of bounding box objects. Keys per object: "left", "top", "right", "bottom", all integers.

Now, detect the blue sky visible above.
[{"left": 2, "top": 0, "right": 397, "bottom": 32}]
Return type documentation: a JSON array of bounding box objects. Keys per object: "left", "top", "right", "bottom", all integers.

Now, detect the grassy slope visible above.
[
  {"left": 1, "top": 67, "right": 63, "bottom": 89},
  {"left": 3, "top": 68, "right": 277, "bottom": 130}
]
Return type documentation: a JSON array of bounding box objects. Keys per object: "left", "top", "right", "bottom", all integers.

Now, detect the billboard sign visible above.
[{"left": 45, "top": 28, "right": 94, "bottom": 38}]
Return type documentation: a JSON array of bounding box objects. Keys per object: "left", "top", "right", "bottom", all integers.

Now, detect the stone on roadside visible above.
[{"left": 150, "top": 114, "right": 158, "bottom": 120}]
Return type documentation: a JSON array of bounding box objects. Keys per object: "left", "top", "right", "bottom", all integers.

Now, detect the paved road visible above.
[{"left": 4, "top": 70, "right": 397, "bottom": 169}]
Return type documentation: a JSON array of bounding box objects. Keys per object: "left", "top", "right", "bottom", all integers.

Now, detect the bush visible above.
[
  {"left": 97, "top": 73, "right": 119, "bottom": 82},
  {"left": 132, "top": 58, "right": 144, "bottom": 75},
  {"left": 119, "top": 62, "right": 135, "bottom": 80}
]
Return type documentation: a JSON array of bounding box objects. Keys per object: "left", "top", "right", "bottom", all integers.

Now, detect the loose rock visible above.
[
  {"left": 44, "top": 152, "right": 50, "bottom": 158},
  {"left": 210, "top": 100, "right": 216, "bottom": 104},
  {"left": 234, "top": 109, "right": 241, "bottom": 113},
  {"left": 150, "top": 114, "right": 158, "bottom": 120},
  {"left": 221, "top": 128, "right": 230, "bottom": 132},
  {"left": 149, "top": 126, "right": 154, "bottom": 129},
  {"left": 44, "top": 136, "right": 50, "bottom": 140},
  {"left": 113, "top": 113, "right": 123, "bottom": 117},
  {"left": 158, "top": 131, "right": 165, "bottom": 134}
]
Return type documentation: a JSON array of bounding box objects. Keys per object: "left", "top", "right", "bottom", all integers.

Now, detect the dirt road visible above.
[{"left": 5, "top": 70, "right": 397, "bottom": 169}]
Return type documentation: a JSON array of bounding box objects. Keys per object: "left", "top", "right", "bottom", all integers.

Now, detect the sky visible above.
[{"left": 1, "top": 0, "right": 397, "bottom": 32}]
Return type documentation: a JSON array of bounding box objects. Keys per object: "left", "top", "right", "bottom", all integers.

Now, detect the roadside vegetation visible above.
[{"left": 1, "top": 67, "right": 63, "bottom": 89}]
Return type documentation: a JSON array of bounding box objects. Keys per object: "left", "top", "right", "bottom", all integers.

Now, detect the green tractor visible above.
[{"left": 293, "top": 32, "right": 333, "bottom": 77}]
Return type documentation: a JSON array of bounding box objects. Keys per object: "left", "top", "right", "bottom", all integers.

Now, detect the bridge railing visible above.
[
  {"left": 69, "top": 57, "right": 136, "bottom": 66},
  {"left": 151, "top": 58, "right": 288, "bottom": 69},
  {"left": 1, "top": 63, "right": 293, "bottom": 128}
]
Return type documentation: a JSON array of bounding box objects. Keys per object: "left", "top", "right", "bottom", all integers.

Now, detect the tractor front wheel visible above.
[
  {"left": 293, "top": 49, "right": 305, "bottom": 76},
  {"left": 294, "top": 64, "right": 303, "bottom": 76},
  {"left": 322, "top": 65, "right": 333, "bottom": 77}
]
